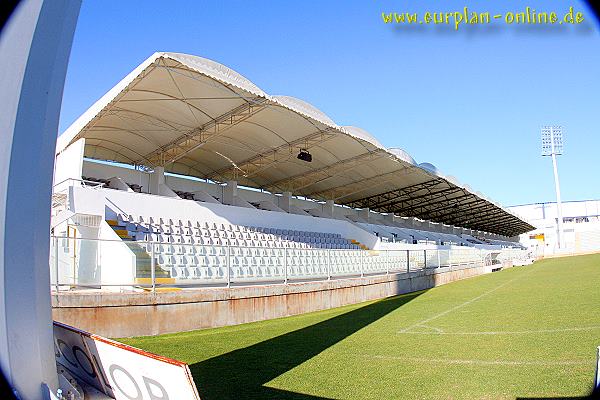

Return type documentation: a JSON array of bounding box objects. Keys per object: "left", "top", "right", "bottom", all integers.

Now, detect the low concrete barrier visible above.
[{"left": 52, "top": 265, "right": 486, "bottom": 337}]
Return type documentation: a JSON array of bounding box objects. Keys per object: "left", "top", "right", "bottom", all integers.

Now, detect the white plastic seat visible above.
[
  {"left": 231, "top": 266, "right": 243, "bottom": 279},
  {"left": 186, "top": 255, "right": 198, "bottom": 266},
  {"left": 189, "top": 267, "right": 202, "bottom": 279}
]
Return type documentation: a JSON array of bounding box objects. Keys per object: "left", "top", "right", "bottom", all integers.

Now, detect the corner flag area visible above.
[{"left": 120, "top": 254, "right": 600, "bottom": 399}]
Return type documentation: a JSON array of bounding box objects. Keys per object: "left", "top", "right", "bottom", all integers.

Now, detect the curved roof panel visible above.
[
  {"left": 342, "top": 126, "right": 385, "bottom": 149},
  {"left": 57, "top": 52, "right": 534, "bottom": 237},
  {"left": 388, "top": 148, "right": 417, "bottom": 166},
  {"left": 271, "top": 95, "right": 337, "bottom": 127},
  {"left": 418, "top": 162, "right": 439, "bottom": 175},
  {"left": 168, "top": 52, "right": 267, "bottom": 97}
]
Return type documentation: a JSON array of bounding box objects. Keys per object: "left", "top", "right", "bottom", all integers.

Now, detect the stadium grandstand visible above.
[
  {"left": 48, "top": 52, "right": 536, "bottom": 337},
  {"left": 4, "top": 4, "right": 600, "bottom": 399}
]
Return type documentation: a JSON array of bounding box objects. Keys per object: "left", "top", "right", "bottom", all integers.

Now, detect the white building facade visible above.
[{"left": 508, "top": 200, "right": 600, "bottom": 257}]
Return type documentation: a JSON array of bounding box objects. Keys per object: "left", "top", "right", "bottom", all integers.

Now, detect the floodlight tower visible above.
[{"left": 541, "top": 126, "right": 564, "bottom": 249}]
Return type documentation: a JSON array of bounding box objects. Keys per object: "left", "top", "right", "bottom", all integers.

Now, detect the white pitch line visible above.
[
  {"left": 363, "top": 354, "right": 590, "bottom": 366},
  {"left": 425, "top": 325, "right": 444, "bottom": 333},
  {"left": 397, "top": 270, "right": 533, "bottom": 334},
  {"left": 398, "top": 325, "right": 600, "bottom": 335}
]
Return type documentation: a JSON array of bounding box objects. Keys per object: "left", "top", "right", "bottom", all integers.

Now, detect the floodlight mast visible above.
[{"left": 541, "top": 126, "right": 564, "bottom": 250}]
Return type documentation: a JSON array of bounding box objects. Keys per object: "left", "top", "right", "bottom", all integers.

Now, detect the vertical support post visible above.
[
  {"left": 150, "top": 242, "right": 155, "bottom": 292},
  {"left": 480, "top": 248, "right": 484, "bottom": 267},
  {"left": 0, "top": 1, "right": 82, "bottom": 397},
  {"left": 148, "top": 166, "right": 166, "bottom": 195},
  {"left": 386, "top": 250, "right": 389, "bottom": 275},
  {"left": 226, "top": 245, "right": 231, "bottom": 288},
  {"left": 327, "top": 250, "right": 331, "bottom": 280},
  {"left": 424, "top": 249, "right": 427, "bottom": 269},
  {"left": 437, "top": 249, "right": 441, "bottom": 269},
  {"left": 360, "top": 251, "right": 364, "bottom": 278},
  {"left": 223, "top": 180, "right": 238, "bottom": 206},
  {"left": 280, "top": 192, "right": 292, "bottom": 212},
  {"left": 284, "top": 247, "right": 288, "bottom": 284},
  {"left": 96, "top": 236, "right": 101, "bottom": 287},
  {"left": 406, "top": 250, "right": 410, "bottom": 273},
  {"left": 549, "top": 127, "right": 564, "bottom": 250}
]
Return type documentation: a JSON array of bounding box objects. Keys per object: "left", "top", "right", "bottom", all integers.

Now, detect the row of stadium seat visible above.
[
  {"left": 136, "top": 236, "right": 355, "bottom": 250},
  {"left": 109, "top": 214, "right": 487, "bottom": 282},
  {"left": 160, "top": 251, "right": 418, "bottom": 281},
  {"left": 145, "top": 245, "right": 364, "bottom": 257},
  {"left": 117, "top": 214, "right": 342, "bottom": 238},
  {"left": 114, "top": 213, "right": 360, "bottom": 250}
]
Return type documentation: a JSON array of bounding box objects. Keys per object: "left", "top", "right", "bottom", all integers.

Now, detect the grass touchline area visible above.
[{"left": 119, "top": 254, "right": 600, "bottom": 399}]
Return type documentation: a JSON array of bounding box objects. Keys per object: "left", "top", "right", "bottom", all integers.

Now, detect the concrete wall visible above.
[
  {"left": 98, "top": 222, "right": 136, "bottom": 290},
  {"left": 82, "top": 160, "right": 511, "bottom": 241},
  {"left": 53, "top": 138, "right": 84, "bottom": 188},
  {"left": 99, "top": 187, "right": 379, "bottom": 248},
  {"left": 83, "top": 160, "right": 327, "bottom": 213},
  {"left": 52, "top": 264, "right": 487, "bottom": 338}
]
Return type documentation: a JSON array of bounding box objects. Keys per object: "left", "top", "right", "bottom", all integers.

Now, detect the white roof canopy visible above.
[{"left": 58, "top": 52, "right": 534, "bottom": 236}]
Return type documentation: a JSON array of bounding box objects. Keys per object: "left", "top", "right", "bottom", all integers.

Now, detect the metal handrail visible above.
[
  {"left": 52, "top": 178, "right": 105, "bottom": 193},
  {"left": 49, "top": 235, "right": 529, "bottom": 292}
]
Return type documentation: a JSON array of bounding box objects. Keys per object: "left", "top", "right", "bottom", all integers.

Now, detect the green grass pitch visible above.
[{"left": 119, "top": 253, "right": 600, "bottom": 399}]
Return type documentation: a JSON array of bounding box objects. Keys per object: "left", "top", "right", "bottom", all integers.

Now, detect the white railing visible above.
[
  {"left": 52, "top": 177, "right": 105, "bottom": 194},
  {"left": 49, "top": 236, "right": 531, "bottom": 292}
]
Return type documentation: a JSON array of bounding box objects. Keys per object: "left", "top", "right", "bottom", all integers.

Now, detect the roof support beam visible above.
[
  {"left": 263, "top": 149, "right": 387, "bottom": 193},
  {"left": 484, "top": 214, "right": 522, "bottom": 228},
  {"left": 397, "top": 192, "right": 474, "bottom": 218},
  {"left": 420, "top": 198, "right": 488, "bottom": 221},
  {"left": 464, "top": 213, "right": 516, "bottom": 229},
  {"left": 486, "top": 218, "right": 528, "bottom": 233},
  {"left": 352, "top": 180, "right": 448, "bottom": 210},
  {"left": 342, "top": 179, "right": 442, "bottom": 209},
  {"left": 466, "top": 216, "right": 517, "bottom": 234},
  {"left": 142, "top": 97, "right": 269, "bottom": 166},
  {"left": 445, "top": 205, "right": 508, "bottom": 226},
  {"left": 307, "top": 167, "right": 414, "bottom": 201},
  {"left": 384, "top": 187, "right": 467, "bottom": 215},
  {"left": 459, "top": 214, "right": 515, "bottom": 231},
  {"left": 207, "top": 128, "right": 339, "bottom": 182}
]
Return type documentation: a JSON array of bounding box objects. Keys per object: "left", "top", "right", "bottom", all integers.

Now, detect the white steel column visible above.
[
  {"left": 280, "top": 191, "right": 292, "bottom": 212},
  {"left": 542, "top": 126, "right": 565, "bottom": 250},
  {"left": 322, "top": 199, "right": 335, "bottom": 217},
  {"left": 0, "top": 0, "right": 81, "bottom": 398},
  {"left": 223, "top": 180, "right": 238, "bottom": 206},
  {"left": 550, "top": 128, "right": 564, "bottom": 249},
  {"left": 148, "top": 166, "right": 166, "bottom": 195}
]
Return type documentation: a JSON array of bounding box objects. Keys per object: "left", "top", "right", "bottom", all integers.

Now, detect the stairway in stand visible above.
[
  {"left": 350, "top": 239, "right": 370, "bottom": 250},
  {"left": 106, "top": 219, "right": 174, "bottom": 284}
]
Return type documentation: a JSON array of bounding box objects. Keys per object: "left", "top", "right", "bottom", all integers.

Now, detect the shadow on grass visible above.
[
  {"left": 517, "top": 397, "right": 595, "bottom": 399},
  {"left": 189, "top": 291, "right": 424, "bottom": 399},
  {"left": 517, "top": 390, "right": 598, "bottom": 400}
]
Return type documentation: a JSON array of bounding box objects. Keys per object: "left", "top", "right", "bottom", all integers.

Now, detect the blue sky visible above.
[{"left": 59, "top": 0, "right": 600, "bottom": 207}]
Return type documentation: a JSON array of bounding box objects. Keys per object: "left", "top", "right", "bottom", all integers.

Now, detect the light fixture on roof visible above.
[{"left": 297, "top": 149, "right": 312, "bottom": 162}]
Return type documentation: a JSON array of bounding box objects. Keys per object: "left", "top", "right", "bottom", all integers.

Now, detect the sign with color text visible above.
[{"left": 54, "top": 321, "right": 201, "bottom": 400}]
